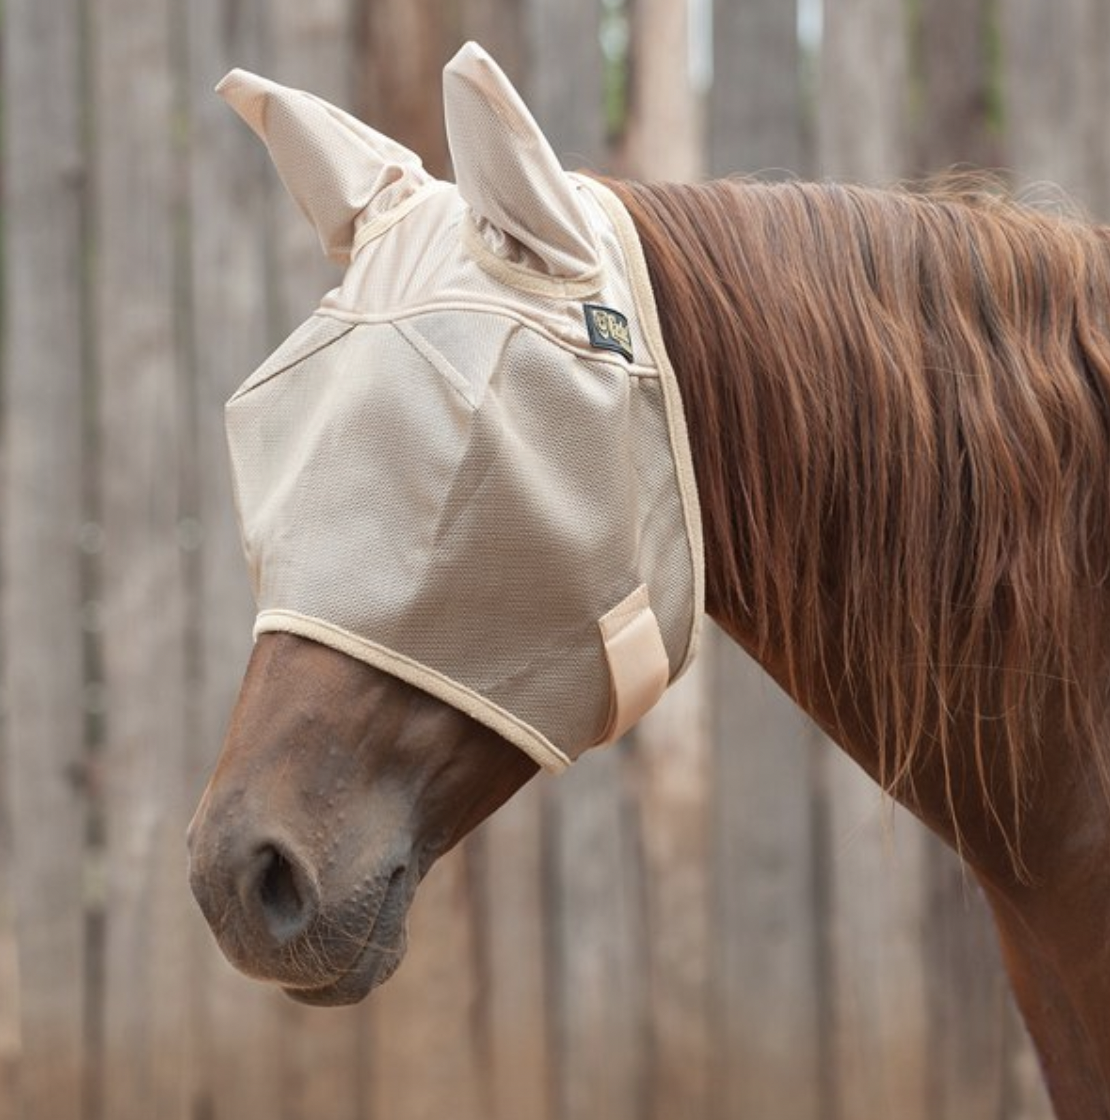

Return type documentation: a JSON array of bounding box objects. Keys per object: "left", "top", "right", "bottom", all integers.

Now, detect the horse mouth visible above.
[{"left": 282, "top": 866, "right": 412, "bottom": 1006}]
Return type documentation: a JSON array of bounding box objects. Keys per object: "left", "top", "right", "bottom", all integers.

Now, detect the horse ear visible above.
[
  {"left": 217, "top": 69, "right": 430, "bottom": 264},
  {"left": 443, "top": 42, "right": 599, "bottom": 282}
]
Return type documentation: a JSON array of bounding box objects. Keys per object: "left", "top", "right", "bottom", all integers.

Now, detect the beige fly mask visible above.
[{"left": 219, "top": 42, "right": 703, "bottom": 771}]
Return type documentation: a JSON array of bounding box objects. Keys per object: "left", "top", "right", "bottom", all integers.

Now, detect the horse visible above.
[{"left": 186, "top": 43, "right": 1110, "bottom": 1119}]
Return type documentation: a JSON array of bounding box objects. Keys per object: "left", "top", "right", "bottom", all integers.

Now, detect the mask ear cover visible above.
[
  {"left": 443, "top": 42, "right": 600, "bottom": 282},
  {"left": 216, "top": 69, "right": 430, "bottom": 264}
]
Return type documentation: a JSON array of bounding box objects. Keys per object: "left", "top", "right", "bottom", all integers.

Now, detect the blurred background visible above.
[{"left": 3, "top": 0, "right": 1108, "bottom": 1117}]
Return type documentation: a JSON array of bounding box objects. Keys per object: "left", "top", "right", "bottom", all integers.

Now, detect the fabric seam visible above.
[
  {"left": 314, "top": 303, "right": 660, "bottom": 377},
  {"left": 228, "top": 322, "right": 356, "bottom": 403},
  {"left": 394, "top": 320, "right": 479, "bottom": 410}
]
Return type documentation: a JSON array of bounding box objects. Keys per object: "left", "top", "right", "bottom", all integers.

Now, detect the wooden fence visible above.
[{"left": 3, "top": 0, "right": 1107, "bottom": 1116}]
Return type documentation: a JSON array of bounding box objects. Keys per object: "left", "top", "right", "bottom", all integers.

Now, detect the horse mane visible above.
[{"left": 608, "top": 175, "right": 1110, "bottom": 863}]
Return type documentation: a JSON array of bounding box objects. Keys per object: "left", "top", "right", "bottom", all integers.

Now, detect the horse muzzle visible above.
[{"left": 187, "top": 804, "right": 415, "bottom": 1005}]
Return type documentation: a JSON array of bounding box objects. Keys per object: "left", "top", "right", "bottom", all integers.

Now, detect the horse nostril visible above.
[{"left": 249, "top": 843, "right": 319, "bottom": 946}]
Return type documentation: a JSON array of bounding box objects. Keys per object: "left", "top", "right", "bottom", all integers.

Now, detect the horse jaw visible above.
[{"left": 187, "top": 632, "right": 539, "bottom": 1004}]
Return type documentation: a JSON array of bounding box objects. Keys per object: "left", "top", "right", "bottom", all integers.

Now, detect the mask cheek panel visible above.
[{"left": 226, "top": 321, "right": 476, "bottom": 615}]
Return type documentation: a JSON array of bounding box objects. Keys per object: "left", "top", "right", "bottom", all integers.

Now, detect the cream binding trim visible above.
[
  {"left": 596, "top": 584, "right": 670, "bottom": 744},
  {"left": 461, "top": 217, "right": 603, "bottom": 299},
  {"left": 577, "top": 175, "right": 706, "bottom": 678},
  {"left": 254, "top": 609, "right": 573, "bottom": 773},
  {"left": 351, "top": 181, "right": 452, "bottom": 255}
]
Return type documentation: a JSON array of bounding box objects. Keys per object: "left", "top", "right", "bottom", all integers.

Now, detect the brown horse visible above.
[{"left": 188, "top": 47, "right": 1110, "bottom": 1119}]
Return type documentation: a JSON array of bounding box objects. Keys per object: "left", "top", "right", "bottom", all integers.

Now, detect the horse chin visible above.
[
  {"left": 283, "top": 932, "right": 408, "bottom": 1006},
  {"left": 281, "top": 866, "right": 414, "bottom": 1006}
]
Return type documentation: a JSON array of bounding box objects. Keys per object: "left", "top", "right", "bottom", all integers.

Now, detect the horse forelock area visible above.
[{"left": 610, "top": 175, "right": 1110, "bottom": 870}]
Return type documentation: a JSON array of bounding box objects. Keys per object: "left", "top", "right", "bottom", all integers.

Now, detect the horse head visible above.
[{"left": 187, "top": 44, "right": 702, "bottom": 1004}]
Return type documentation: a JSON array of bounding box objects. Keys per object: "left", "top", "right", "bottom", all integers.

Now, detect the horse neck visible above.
[
  {"left": 609, "top": 175, "right": 1110, "bottom": 866},
  {"left": 612, "top": 178, "right": 825, "bottom": 672},
  {"left": 610, "top": 178, "right": 1110, "bottom": 1115},
  {"left": 613, "top": 176, "right": 965, "bottom": 843}
]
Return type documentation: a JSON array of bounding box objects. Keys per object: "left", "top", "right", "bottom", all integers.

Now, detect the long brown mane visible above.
[{"left": 609, "top": 176, "right": 1110, "bottom": 860}]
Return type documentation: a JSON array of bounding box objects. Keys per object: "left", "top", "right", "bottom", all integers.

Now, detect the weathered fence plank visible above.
[
  {"left": 618, "top": 0, "right": 703, "bottom": 180},
  {"left": 999, "top": 0, "right": 1110, "bottom": 219},
  {"left": 913, "top": 0, "right": 1001, "bottom": 175},
  {"left": 281, "top": 1003, "right": 365, "bottom": 1120},
  {"left": 265, "top": 0, "right": 349, "bottom": 336},
  {"left": 634, "top": 662, "right": 713, "bottom": 1120},
  {"left": 366, "top": 851, "right": 488, "bottom": 1119},
  {"left": 206, "top": 977, "right": 289, "bottom": 1120},
  {"left": 358, "top": 0, "right": 455, "bottom": 178},
  {"left": 705, "top": 11, "right": 822, "bottom": 1113},
  {"left": 184, "top": 1, "right": 291, "bottom": 1118},
  {"left": 822, "top": 777, "right": 932, "bottom": 1119},
  {"left": 448, "top": 0, "right": 528, "bottom": 84},
  {"left": 523, "top": 0, "right": 605, "bottom": 170},
  {"left": 0, "top": 858, "right": 16, "bottom": 1120},
  {"left": 471, "top": 783, "right": 551, "bottom": 1120},
  {"left": 2, "top": 2, "right": 90, "bottom": 1117},
  {"left": 89, "top": 0, "right": 196, "bottom": 1114},
  {"left": 819, "top": 0, "right": 909, "bottom": 182},
  {"left": 709, "top": 0, "right": 806, "bottom": 178},
  {"left": 551, "top": 753, "right": 647, "bottom": 1120},
  {"left": 615, "top": 11, "right": 715, "bottom": 1117},
  {"left": 924, "top": 860, "right": 1010, "bottom": 1119},
  {"left": 711, "top": 636, "right": 825, "bottom": 1120}
]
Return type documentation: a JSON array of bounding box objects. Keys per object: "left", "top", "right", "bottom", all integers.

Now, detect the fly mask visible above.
[{"left": 219, "top": 42, "right": 703, "bottom": 771}]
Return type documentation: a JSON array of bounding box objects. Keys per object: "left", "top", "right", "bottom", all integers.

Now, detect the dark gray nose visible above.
[
  {"left": 240, "top": 841, "right": 320, "bottom": 946},
  {"left": 188, "top": 822, "right": 320, "bottom": 960}
]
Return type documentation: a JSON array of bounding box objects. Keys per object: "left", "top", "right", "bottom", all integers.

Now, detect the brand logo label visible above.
[{"left": 584, "top": 304, "right": 633, "bottom": 362}]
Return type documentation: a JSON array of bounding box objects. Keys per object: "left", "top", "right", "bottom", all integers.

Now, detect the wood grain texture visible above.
[
  {"left": 89, "top": 0, "right": 195, "bottom": 1114},
  {"left": 924, "top": 858, "right": 1010, "bottom": 1119},
  {"left": 358, "top": 0, "right": 454, "bottom": 178},
  {"left": 821, "top": 763, "right": 932, "bottom": 1120},
  {"left": 549, "top": 752, "right": 647, "bottom": 1120},
  {"left": 265, "top": 0, "right": 349, "bottom": 335},
  {"left": 709, "top": 0, "right": 806, "bottom": 178},
  {"left": 522, "top": 0, "right": 605, "bottom": 171},
  {"left": 619, "top": 0, "right": 704, "bottom": 180},
  {"left": 818, "top": 0, "right": 909, "bottom": 182},
  {"left": 913, "top": 0, "right": 1002, "bottom": 175},
  {"left": 366, "top": 850, "right": 487, "bottom": 1120},
  {"left": 184, "top": 2, "right": 294, "bottom": 1118},
  {"left": 711, "top": 633, "right": 825, "bottom": 1120},
  {"left": 2, "top": 1, "right": 90, "bottom": 1116},
  {"left": 999, "top": 0, "right": 1110, "bottom": 217},
  {"left": 634, "top": 655, "right": 713, "bottom": 1120},
  {"left": 473, "top": 783, "right": 552, "bottom": 1120}
]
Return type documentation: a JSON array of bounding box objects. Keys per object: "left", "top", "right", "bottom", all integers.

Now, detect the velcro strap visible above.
[{"left": 597, "top": 584, "right": 670, "bottom": 744}]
